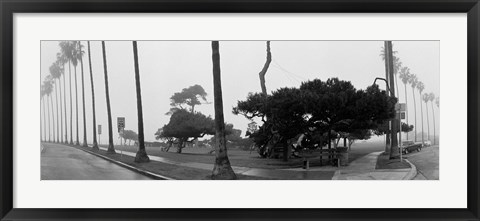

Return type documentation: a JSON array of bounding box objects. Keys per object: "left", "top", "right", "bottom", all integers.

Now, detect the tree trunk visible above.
[
  {"left": 74, "top": 62, "right": 80, "bottom": 146},
  {"left": 404, "top": 83, "right": 409, "bottom": 140},
  {"left": 383, "top": 42, "right": 391, "bottom": 154},
  {"left": 431, "top": 102, "right": 436, "bottom": 145},
  {"left": 47, "top": 95, "right": 50, "bottom": 142},
  {"left": 78, "top": 41, "right": 88, "bottom": 147},
  {"left": 42, "top": 97, "right": 46, "bottom": 142},
  {"left": 132, "top": 41, "right": 150, "bottom": 163},
  {"left": 69, "top": 61, "right": 73, "bottom": 144},
  {"left": 425, "top": 100, "right": 430, "bottom": 142},
  {"left": 48, "top": 95, "right": 52, "bottom": 142},
  {"left": 211, "top": 41, "right": 236, "bottom": 180},
  {"left": 87, "top": 41, "right": 99, "bottom": 150},
  {"left": 55, "top": 82, "right": 59, "bottom": 142},
  {"left": 412, "top": 87, "right": 417, "bottom": 142},
  {"left": 419, "top": 91, "right": 424, "bottom": 145},
  {"left": 63, "top": 65, "right": 68, "bottom": 144},
  {"left": 102, "top": 41, "right": 116, "bottom": 153},
  {"left": 386, "top": 41, "right": 399, "bottom": 159},
  {"left": 177, "top": 139, "right": 183, "bottom": 153},
  {"left": 58, "top": 78, "right": 63, "bottom": 143},
  {"left": 259, "top": 41, "right": 271, "bottom": 95}
]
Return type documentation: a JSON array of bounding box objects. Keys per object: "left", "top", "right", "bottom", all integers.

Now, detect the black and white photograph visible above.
[{"left": 40, "top": 40, "right": 440, "bottom": 180}]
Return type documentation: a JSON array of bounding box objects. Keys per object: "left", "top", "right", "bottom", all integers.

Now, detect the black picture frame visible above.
[{"left": 1, "top": 0, "right": 479, "bottom": 220}]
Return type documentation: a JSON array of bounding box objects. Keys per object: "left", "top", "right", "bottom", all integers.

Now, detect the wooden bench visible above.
[{"left": 298, "top": 149, "right": 340, "bottom": 169}]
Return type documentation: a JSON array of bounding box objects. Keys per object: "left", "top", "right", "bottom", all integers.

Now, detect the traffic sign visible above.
[
  {"left": 117, "top": 117, "right": 125, "bottom": 128},
  {"left": 396, "top": 112, "right": 406, "bottom": 120},
  {"left": 98, "top": 125, "right": 102, "bottom": 135}
]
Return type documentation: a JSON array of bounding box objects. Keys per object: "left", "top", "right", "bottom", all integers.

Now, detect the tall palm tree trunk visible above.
[
  {"left": 419, "top": 91, "right": 424, "bottom": 144},
  {"left": 58, "top": 78, "right": 63, "bottom": 143},
  {"left": 412, "top": 87, "right": 417, "bottom": 142},
  {"left": 55, "top": 82, "right": 60, "bottom": 142},
  {"left": 69, "top": 61, "right": 73, "bottom": 144},
  {"left": 79, "top": 42, "right": 88, "bottom": 147},
  {"left": 87, "top": 41, "right": 99, "bottom": 150},
  {"left": 386, "top": 41, "right": 399, "bottom": 159},
  {"left": 102, "top": 41, "right": 115, "bottom": 153},
  {"left": 132, "top": 41, "right": 150, "bottom": 163},
  {"left": 74, "top": 64, "right": 80, "bottom": 146},
  {"left": 431, "top": 101, "right": 436, "bottom": 145},
  {"left": 51, "top": 94, "right": 56, "bottom": 142},
  {"left": 383, "top": 43, "right": 390, "bottom": 152},
  {"left": 63, "top": 67, "right": 68, "bottom": 144},
  {"left": 47, "top": 94, "right": 51, "bottom": 142},
  {"left": 425, "top": 100, "right": 430, "bottom": 142},
  {"left": 211, "top": 41, "right": 236, "bottom": 180},
  {"left": 403, "top": 83, "right": 409, "bottom": 140},
  {"left": 42, "top": 97, "right": 46, "bottom": 142}
]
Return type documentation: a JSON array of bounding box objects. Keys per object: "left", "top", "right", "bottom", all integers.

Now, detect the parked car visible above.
[
  {"left": 400, "top": 140, "right": 422, "bottom": 154},
  {"left": 423, "top": 140, "right": 432, "bottom": 147}
]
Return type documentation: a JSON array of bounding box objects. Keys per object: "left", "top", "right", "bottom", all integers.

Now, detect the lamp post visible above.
[{"left": 373, "top": 77, "right": 402, "bottom": 161}]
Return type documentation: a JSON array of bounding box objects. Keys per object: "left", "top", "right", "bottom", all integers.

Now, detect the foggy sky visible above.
[{"left": 40, "top": 41, "right": 440, "bottom": 144}]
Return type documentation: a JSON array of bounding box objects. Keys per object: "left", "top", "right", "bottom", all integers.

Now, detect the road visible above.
[
  {"left": 404, "top": 145, "right": 439, "bottom": 180},
  {"left": 41, "top": 143, "right": 153, "bottom": 180}
]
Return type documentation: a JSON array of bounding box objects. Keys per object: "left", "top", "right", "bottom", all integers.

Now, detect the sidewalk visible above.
[
  {"left": 65, "top": 143, "right": 416, "bottom": 180},
  {"left": 332, "top": 151, "right": 417, "bottom": 180},
  {"left": 93, "top": 146, "right": 337, "bottom": 180}
]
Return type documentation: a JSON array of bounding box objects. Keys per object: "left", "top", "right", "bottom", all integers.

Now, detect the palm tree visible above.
[
  {"left": 59, "top": 41, "right": 74, "bottom": 145},
  {"left": 210, "top": 41, "right": 236, "bottom": 180},
  {"left": 56, "top": 52, "right": 69, "bottom": 144},
  {"left": 380, "top": 45, "right": 401, "bottom": 94},
  {"left": 101, "top": 41, "right": 115, "bottom": 153},
  {"left": 53, "top": 59, "right": 64, "bottom": 143},
  {"left": 49, "top": 63, "right": 61, "bottom": 143},
  {"left": 43, "top": 76, "right": 53, "bottom": 142},
  {"left": 422, "top": 93, "right": 430, "bottom": 143},
  {"left": 416, "top": 81, "right": 425, "bottom": 144},
  {"left": 429, "top": 93, "right": 436, "bottom": 145},
  {"left": 408, "top": 74, "right": 418, "bottom": 142},
  {"left": 87, "top": 41, "right": 99, "bottom": 150},
  {"left": 398, "top": 66, "right": 410, "bottom": 140},
  {"left": 41, "top": 84, "right": 47, "bottom": 142},
  {"left": 72, "top": 41, "right": 81, "bottom": 146},
  {"left": 132, "top": 41, "right": 150, "bottom": 163},
  {"left": 77, "top": 41, "right": 88, "bottom": 147}
]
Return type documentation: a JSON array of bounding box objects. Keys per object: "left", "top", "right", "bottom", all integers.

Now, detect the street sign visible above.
[
  {"left": 395, "top": 103, "right": 406, "bottom": 111},
  {"left": 396, "top": 112, "right": 406, "bottom": 120},
  {"left": 117, "top": 117, "right": 125, "bottom": 132},
  {"left": 98, "top": 125, "right": 102, "bottom": 134}
]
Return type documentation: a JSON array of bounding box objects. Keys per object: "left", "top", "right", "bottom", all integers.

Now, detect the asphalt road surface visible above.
[
  {"left": 404, "top": 145, "right": 439, "bottom": 180},
  {"left": 41, "top": 143, "right": 153, "bottom": 180}
]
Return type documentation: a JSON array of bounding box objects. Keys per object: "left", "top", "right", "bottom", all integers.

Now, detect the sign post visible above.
[
  {"left": 117, "top": 117, "right": 125, "bottom": 157},
  {"left": 395, "top": 103, "right": 406, "bottom": 162},
  {"left": 98, "top": 125, "right": 102, "bottom": 145}
]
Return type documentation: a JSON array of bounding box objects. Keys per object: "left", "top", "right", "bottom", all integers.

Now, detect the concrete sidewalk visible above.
[
  {"left": 66, "top": 144, "right": 415, "bottom": 180},
  {"left": 332, "top": 151, "right": 417, "bottom": 180},
  {"left": 94, "top": 146, "right": 336, "bottom": 180}
]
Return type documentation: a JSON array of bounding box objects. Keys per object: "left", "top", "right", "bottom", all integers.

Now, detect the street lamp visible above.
[{"left": 372, "top": 77, "right": 403, "bottom": 162}]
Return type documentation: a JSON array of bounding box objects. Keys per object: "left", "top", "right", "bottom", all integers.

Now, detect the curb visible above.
[
  {"left": 67, "top": 144, "right": 175, "bottom": 180},
  {"left": 403, "top": 159, "right": 418, "bottom": 180}
]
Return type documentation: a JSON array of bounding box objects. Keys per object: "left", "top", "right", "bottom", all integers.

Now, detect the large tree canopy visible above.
[
  {"left": 157, "top": 109, "right": 215, "bottom": 153},
  {"left": 233, "top": 78, "right": 397, "bottom": 157},
  {"left": 168, "top": 84, "right": 208, "bottom": 114}
]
